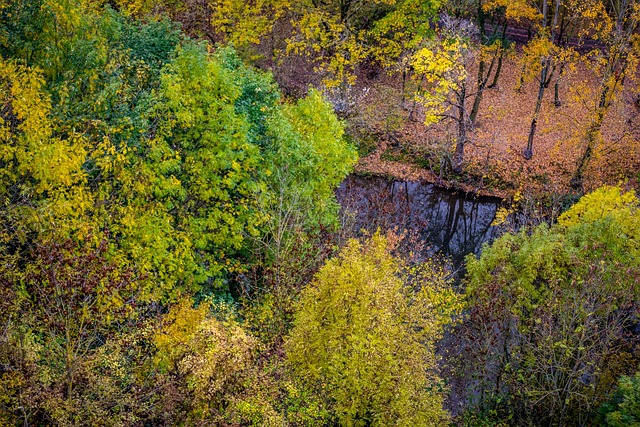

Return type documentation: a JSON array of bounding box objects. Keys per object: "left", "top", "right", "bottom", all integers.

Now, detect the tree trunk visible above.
[
  {"left": 571, "top": 39, "right": 629, "bottom": 189},
  {"left": 554, "top": 78, "right": 561, "bottom": 107},
  {"left": 524, "top": 0, "right": 560, "bottom": 159},
  {"left": 524, "top": 60, "right": 551, "bottom": 159},
  {"left": 570, "top": 134, "right": 594, "bottom": 190},
  {"left": 469, "top": 0, "right": 487, "bottom": 126},
  {"left": 401, "top": 66, "right": 407, "bottom": 109},
  {"left": 454, "top": 85, "right": 467, "bottom": 174},
  {"left": 470, "top": 59, "right": 485, "bottom": 126},
  {"left": 488, "top": 49, "right": 504, "bottom": 89},
  {"left": 470, "top": 53, "right": 497, "bottom": 126},
  {"left": 488, "top": 20, "right": 508, "bottom": 89},
  {"left": 571, "top": 109, "right": 606, "bottom": 189}
]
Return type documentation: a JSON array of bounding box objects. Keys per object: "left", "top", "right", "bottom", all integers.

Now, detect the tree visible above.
[
  {"left": 144, "top": 42, "right": 267, "bottom": 293},
  {"left": 152, "top": 297, "right": 332, "bottom": 426},
  {"left": 211, "top": 48, "right": 357, "bottom": 344},
  {"left": 570, "top": 0, "right": 640, "bottom": 189},
  {"left": 467, "top": 0, "right": 537, "bottom": 125},
  {"left": 209, "top": 0, "right": 290, "bottom": 49},
  {"left": 518, "top": 0, "right": 613, "bottom": 160},
  {"left": 0, "top": 57, "right": 91, "bottom": 244},
  {"left": 0, "top": 237, "right": 142, "bottom": 426},
  {"left": 369, "top": 0, "right": 442, "bottom": 107},
  {"left": 0, "top": 1, "right": 195, "bottom": 301},
  {"left": 153, "top": 298, "right": 260, "bottom": 424},
  {"left": 286, "top": 233, "right": 461, "bottom": 426},
  {"left": 519, "top": 0, "right": 564, "bottom": 159},
  {"left": 412, "top": 30, "right": 471, "bottom": 173},
  {"left": 602, "top": 372, "right": 640, "bottom": 427},
  {"left": 284, "top": 0, "right": 445, "bottom": 114},
  {"left": 457, "top": 185, "right": 640, "bottom": 426}
]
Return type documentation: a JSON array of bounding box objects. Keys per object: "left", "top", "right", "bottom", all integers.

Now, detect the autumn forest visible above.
[{"left": 1, "top": 0, "right": 640, "bottom": 426}]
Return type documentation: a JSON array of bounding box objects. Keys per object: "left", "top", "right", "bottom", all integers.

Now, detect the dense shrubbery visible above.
[{"left": 600, "top": 372, "right": 640, "bottom": 427}]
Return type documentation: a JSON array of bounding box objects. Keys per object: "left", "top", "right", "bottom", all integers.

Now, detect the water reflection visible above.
[{"left": 337, "top": 175, "right": 502, "bottom": 268}]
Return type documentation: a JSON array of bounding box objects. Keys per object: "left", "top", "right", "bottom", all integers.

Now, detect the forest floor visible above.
[
  {"left": 253, "top": 32, "right": 640, "bottom": 204},
  {"left": 343, "top": 54, "right": 640, "bottom": 202}
]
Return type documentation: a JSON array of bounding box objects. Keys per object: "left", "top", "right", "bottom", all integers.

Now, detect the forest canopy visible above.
[{"left": 2, "top": 0, "right": 640, "bottom": 426}]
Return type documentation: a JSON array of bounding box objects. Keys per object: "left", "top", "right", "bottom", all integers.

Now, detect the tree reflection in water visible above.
[{"left": 337, "top": 175, "right": 502, "bottom": 270}]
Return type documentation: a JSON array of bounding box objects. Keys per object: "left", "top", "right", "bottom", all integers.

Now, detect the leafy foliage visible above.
[
  {"left": 0, "top": 1, "right": 358, "bottom": 424},
  {"left": 459, "top": 186, "right": 640, "bottom": 426},
  {"left": 412, "top": 37, "right": 469, "bottom": 125},
  {"left": 601, "top": 372, "right": 640, "bottom": 427},
  {"left": 0, "top": 237, "right": 142, "bottom": 426},
  {"left": 286, "top": 233, "right": 461, "bottom": 427},
  {"left": 3, "top": 0, "right": 640, "bottom": 425}
]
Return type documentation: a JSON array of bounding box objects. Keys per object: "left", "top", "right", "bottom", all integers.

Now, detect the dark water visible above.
[{"left": 337, "top": 175, "right": 503, "bottom": 269}]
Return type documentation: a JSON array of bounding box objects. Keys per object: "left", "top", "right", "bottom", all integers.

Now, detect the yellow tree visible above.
[
  {"left": 286, "top": 233, "right": 461, "bottom": 426},
  {"left": 286, "top": 0, "right": 392, "bottom": 100},
  {"left": 412, "top": 33, "right": 470, "bottom": 173},
  {"left": 209, "top": 0, "right": 291, "bottom": 69},
  {"left": 519, "top": 0, "right": 601, "bottom": 159},
  {"left": 0, "top": 59, "right": 92, "bottom": 243},
  {"left": 570, "top": 0, "right": 640, "bottom": 189},
  {"left": 154, "top": 298, "right": 260, "bottom": 424},
  {"left": 203, "top": 0, "right": 443, "bottom": 115},
  {"left": 521, "top": 0, "right": 562, "bottom": 159},
  {"left": 369, "top": 0, "right": 443, "bottom": 107},
  {"left": 210, "top": 0, "right": 289, "bottom": 46},
  {"left": 286, "top": 0, "right": 444, "bottom": 113}
]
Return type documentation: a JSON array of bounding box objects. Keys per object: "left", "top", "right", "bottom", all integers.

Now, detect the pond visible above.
[{"left": 337, "top": 175, "right": 503, "bottom": 270}]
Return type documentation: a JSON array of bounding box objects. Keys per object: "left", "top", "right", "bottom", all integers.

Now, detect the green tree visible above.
[
  {"left": 458, "top": 186, "right": 640, "bottom": 426},
  {"left": 213, "top": 48, "right": 357, "bottom": 344},
  {"left": 0, "top": 3, "right": 360, "bottom": 424}
]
